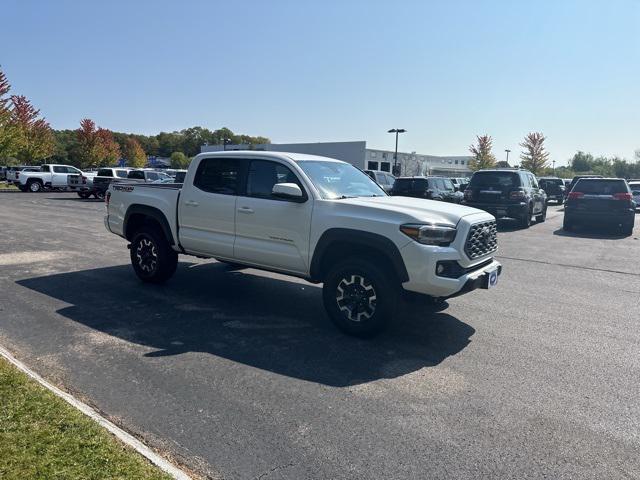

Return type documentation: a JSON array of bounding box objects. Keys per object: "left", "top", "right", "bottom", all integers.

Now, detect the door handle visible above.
[
  {"left": 238, "top": 206, "right": 254, "bottom": 214},
  {"left": 184, "top": 200, "right": 199, "bottom": 207}
]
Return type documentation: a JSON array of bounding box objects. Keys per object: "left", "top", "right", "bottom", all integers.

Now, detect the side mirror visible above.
[{"left": 272, "top": 182, "right": 304, "bottom": 201}]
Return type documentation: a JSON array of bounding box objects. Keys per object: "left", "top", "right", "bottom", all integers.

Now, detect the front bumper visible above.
[{"left": 400, "top": 238, "right": 502, "bottom": 297}]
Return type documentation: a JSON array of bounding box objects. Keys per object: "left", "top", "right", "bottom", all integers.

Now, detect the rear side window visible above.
[
  {"left": 194, "top": 158, "right": 240, "bottom": 195},
  {"left": 629, "top": 183, "right": 640, "bottom": 193},
  {"left": 146, "top": 172, "right": 159, "bottom": 181},
  {"left": 97, "top": 169, "right": 113, "bottom": 177},
  {"left": 374, "top": 172, "right": 387, "bottom": 185},
  {"left": 573, "top": 180, "right": 628, "bottom": 194},
  {"left": 469, "top": 172, "right": 520, "bottom": 188},
  {"left": 395, "top": 179, "right": 427, "bottom": 193},
  {"left": 128, "top": 170, "right": 145, "bottom": 180},
  {"left": 442, "top": 179, "right": 454, "bottom": 191},
  {"left": 41, "top": 165, "right": 51, "bottom": 172},
  {"left": 53, "top": 166, "right": 67, "bottom": 173},
  {"left": 115, "top": 170, "right": 129, "bottom": 178}
]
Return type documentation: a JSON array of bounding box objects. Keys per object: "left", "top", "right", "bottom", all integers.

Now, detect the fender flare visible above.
[
  {"left": 124, "top": 204, "right": 174, "bottom": 245},
  {"left": 309, "top": 228, "right": 409, "bottom": 282}
]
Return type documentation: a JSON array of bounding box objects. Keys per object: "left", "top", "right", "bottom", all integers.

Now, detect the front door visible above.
[
  {"left": 234, "top": 159, "right": 313, "bottom": 274},
  {"left": 178, "top": 157, "right": 242, "bottom": 259}
]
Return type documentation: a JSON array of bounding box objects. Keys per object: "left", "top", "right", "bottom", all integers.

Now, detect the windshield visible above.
[{"left": 297, "top": 161, "right": 386, "bottom": 199}]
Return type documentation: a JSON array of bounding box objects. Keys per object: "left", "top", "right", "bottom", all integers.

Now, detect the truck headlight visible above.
[{"left": 400, "top": 223, "right": 457, "bottom": 246}]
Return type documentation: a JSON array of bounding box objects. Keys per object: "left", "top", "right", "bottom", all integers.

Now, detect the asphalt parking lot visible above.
[{"left": 1, "top": 192, "right": 639, "bottom": 480}]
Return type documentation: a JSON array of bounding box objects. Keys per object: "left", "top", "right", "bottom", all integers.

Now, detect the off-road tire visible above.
[
  {"left": 130, "top": 225, "right": 178, "bottom": 284},
  {"left": 322, "top": 258, "right": 398, "bottom": 337}
]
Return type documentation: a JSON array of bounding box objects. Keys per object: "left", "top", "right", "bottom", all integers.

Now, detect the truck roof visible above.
[{"left": 195, "top": 150, "right": 345, "bottom": 164}]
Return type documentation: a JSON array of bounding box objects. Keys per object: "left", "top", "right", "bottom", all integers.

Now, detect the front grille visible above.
[{"left": 465, "top": 220, "right": 498, "bottom": 259}]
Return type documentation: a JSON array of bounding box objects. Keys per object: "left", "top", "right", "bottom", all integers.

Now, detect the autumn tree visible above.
[
  {"left": 519, "top": 132, "right": 549, "bottom": 175},
  {"left": 170, "top": 151, "right": 189, "bottom": 168},
  {"left": 124, "top": 137, "right": 146, "bottom": 168},
  {"left": 75, "top": 119, "right": 121, "bottom": 168},
  {"left": 0, "top": 69, "right": 20, "bottom": 161},
  {"left": 10, "top": 95, "right": 55, "bottom": 163},
  {"left": 468, "top": 135, "right": 497, "bottom": 171}
]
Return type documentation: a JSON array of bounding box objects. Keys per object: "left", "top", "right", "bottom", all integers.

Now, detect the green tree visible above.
[
  {"left": 468, "top": 134, "right": 496, "bottom": 171},
  {"left": 569, "top": 151, "right": 594, "bottom": 172},
  {"left": 519, "top": 132, "right": 549, "bottom": 175},
  {"left": 124, "top": 138, "right": 146, "bottom": 168},
  {"left": 170, "top": 151, "right": 189, "bottom": 168}
]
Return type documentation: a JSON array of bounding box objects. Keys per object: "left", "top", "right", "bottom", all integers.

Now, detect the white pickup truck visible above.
[
  {"left": 17, "top": 164, "right": 84, "bottom": 192},
  {"left": 105, "top": 151, "right": 501, "bottom": 336}
]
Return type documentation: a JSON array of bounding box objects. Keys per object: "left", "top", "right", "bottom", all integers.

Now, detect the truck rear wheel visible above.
[
  {"left": 27, "top": 180, "right": 43, "bottom": 192},
  {"left": 322, "top": 258, "right": 398, "bottom": 337},
  {"left": 130, "top": 226, "right": 178, "bottom": 284}
]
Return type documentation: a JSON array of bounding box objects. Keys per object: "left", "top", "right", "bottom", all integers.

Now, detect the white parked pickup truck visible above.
[
  {"left": 17, "top": 164, "right": 84, "bottom": 192},
  {"left": 105, "top": 151, "right": 501, "bottom": 336}
]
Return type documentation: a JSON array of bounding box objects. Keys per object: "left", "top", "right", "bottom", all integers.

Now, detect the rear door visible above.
[
  {"left": 178, "top": 157, "right": 243, "bottom": 259},
  {"left": 234, "top": 159, "right": 312, "bottom": 274}
]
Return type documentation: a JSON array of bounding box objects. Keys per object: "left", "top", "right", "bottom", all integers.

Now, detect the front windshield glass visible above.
[{"left": 297, "top": 161, "right": 386, "bottom": 199}]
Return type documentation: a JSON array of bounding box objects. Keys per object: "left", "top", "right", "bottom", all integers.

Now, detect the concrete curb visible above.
[{"left": 0, "top": 345, "right": 192, "bottom": 480}]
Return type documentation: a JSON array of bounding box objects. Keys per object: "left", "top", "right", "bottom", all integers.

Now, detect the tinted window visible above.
[
  {"left": 247, "top": 160, "right": 301, "bottom": 199},
  {"left": 393, "top": 178, "right": 427, "bottom": 193},
  {"left": 442, "top": 178, "right": 455, "bottom": 191},
  {"left": 146, "top": 172, "right": 159, "bottom": 181},
  {"left": 53, "top": 166, "right": 67, "bottom": 173},
  {"left": 97, "top": 169, "right": 113, "bottom": 177},
  {"left": 469, "top": 172, "right": 520, "bottom": 188},
  {"left": 115, "top": 170, "right": 129, "bottom": 178},
  {"left": 174, "top": 172, "right": 186, "bottom": 183},
  {"left": 194, "top": 158, "right": 240, "bottom": 195},
  {"left": 573, "top": 180, "right": 628, "bottom": 194},
  {"left": 41, "top": 165, "right": 50, "bottom": 172},
  {"left": 128, "top": 170, "right": 145, "bottom": 180}
]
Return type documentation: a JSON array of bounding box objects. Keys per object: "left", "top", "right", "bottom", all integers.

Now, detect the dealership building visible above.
[{"left": 200, "top": 141, "right": 471, "bottom": 176}]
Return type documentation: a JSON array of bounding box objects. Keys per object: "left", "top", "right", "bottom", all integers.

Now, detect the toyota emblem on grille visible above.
[{"left": 480, "top": 227, "right": 491, "bottom": 243}]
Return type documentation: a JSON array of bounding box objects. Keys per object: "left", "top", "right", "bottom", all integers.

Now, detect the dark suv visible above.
[
  {"left": 563, "top": 178, "right": 635, "bottom": 235},
  {"left": 538, "top": 177, "right": 565, "bottom": 204},
  {"left": 391, "top": 176, "right": 463, "bottom": 203},
  {"left": 463, "top": 169, "right": 547, "bottom": 227}
]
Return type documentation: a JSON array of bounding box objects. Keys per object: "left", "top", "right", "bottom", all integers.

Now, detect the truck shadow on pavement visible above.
[
  {"left": 17, "top": 262, "right": 475, "bottom": 387},
  {"left": 552, "top": 227, "right": 632, "bottom": 239}
]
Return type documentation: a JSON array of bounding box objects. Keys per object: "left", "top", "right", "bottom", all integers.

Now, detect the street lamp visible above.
[
  {"left": 505, "top": 149, "right": 511, "bottom": 165},
  {"left": 388, "top": 129, "right": 406, "bottom": 176},
  {"left": 552, "top": 159, "right": 556, "bottom": 175}
]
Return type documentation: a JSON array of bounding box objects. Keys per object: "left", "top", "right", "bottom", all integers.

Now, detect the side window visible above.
[
  {"left": 375, "top": 172, "right": 387, "bottom": 185},
  {"left": 246, "top": 160, "right": 302, "bottom": 200},
  {"left": 128, "top": 171, "right": 144, "bottom": 180},
  {"left": 521, "top": 173, "right": 531, "bottom": 188},
  {"left": 116, "top": 170, "right": 128, "bottom": 178},
  {"left": 434, "top": 178, "right": 445, "bottom": 190},
  {"left": 442, "top": 179, "right": 454, "bottom": 191},
  {"left": 41, "top": 165, "right": 50, "bottom": 172},
  {"left": 385, "top": 174, "right": 395, "bottom": 185},
  {"left": 193, "top": 158, "right": 240, "bottom": 195},
  {"left": 53, "top": 166, "right": 66, "bottom": 173},
  {"left": 530, "top": 175, "right": 539, "bottom": 189},
  {"left": 69, "top": 167, "right": 81, "bottom": 174}
]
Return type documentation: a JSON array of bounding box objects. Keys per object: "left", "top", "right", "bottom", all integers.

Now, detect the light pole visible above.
[
  {"left": 388, "top": 129, "right": 406, "bottom": 176},
  {"left": 505, "top": 149, "right": 511, "bottom": 165},
  {"left": 553, "top": 159, "right": 556, "bottom": 175},
  {"left": 223, "top": 138, "right": 231, "bottom": 151}
]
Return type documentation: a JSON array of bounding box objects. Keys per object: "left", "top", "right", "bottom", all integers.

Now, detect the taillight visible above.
[
  {"left": 509, "top": 189, "right": 526, "bottom": 200},
  {"left": 568, "top": 192, "right": 584, "bottom": 199},
  {"left": 613, "top": 192, "right": 632, "bottom": 201}
]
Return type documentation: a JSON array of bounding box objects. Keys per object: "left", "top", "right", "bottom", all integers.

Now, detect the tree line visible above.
[
  {"left": 0, "top": 67, "right": 270, "bottom": 169},
  {"left": 468, "top": 132, "right": 640, "bottom": 178}
]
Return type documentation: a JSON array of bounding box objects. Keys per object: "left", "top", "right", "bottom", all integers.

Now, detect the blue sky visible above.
[{"left": 2, "top": 0, "right": 639, "bottom": 165}]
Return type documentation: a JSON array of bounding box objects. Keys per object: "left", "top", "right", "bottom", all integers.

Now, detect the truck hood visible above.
[{"left": 336, "top": 196, "right": 491, "bottom": 226}]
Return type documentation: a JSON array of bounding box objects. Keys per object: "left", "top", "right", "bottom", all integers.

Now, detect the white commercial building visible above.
[{"left": 201, "top": 141, "right": 471, "bottom": 177}]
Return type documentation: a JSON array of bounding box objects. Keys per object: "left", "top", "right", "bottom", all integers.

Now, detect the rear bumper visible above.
[
  {"left": 463, "top": 202, "right": 528, "bottom": 219},
  {"left": 565, "top": 208, "right": 635, "bottom": 224}
]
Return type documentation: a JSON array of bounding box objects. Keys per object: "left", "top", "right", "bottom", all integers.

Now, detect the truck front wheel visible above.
[
  {"left": 322, "top": 258, "right": 398, "bottom": 337},
  {"left": 130, "top": 226, "right": 178, "bottom": 284}
]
